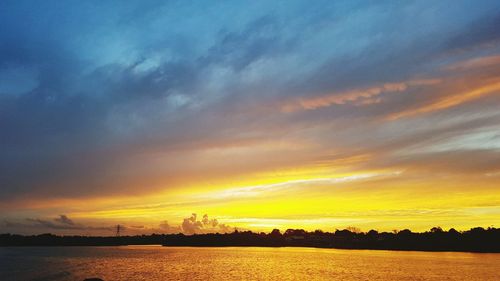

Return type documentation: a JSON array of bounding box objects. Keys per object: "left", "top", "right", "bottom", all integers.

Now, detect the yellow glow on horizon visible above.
[
  {"left": 44, "top": 168, "right": 499, "bottom": 233},
  {"left": 2, "top": 129, "right": 498, "bottom": 234}
]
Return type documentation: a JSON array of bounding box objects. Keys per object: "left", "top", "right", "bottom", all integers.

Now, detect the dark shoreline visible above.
[
  {"left": 2, "top": 226, "right": 499, "bottom": 253},
  {"left": 1, "top": 244, "right": 499, "bottom": 254}
]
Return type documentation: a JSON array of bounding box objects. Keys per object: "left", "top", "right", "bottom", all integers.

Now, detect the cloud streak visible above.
[
  {"left": 282, "top": 79, "right": 441, "bottom": 112},
  {"left": 387, "top": 80, "right": 500, "bottom": 120}
]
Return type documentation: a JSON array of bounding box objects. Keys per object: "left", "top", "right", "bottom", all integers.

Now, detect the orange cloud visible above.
[
  {"left": 282, "top": 79, "right": 441, "bottom": 112},
  {"left": 445, "top": 55, "right": 500, "bottom": 71},
  {"left": 387, "top": 80, "right": 500, "bottom": 120}
]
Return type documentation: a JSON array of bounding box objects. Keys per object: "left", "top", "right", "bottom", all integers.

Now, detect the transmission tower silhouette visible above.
[{"left": 116, "top": 224, "right": 121, "bottom": 237}]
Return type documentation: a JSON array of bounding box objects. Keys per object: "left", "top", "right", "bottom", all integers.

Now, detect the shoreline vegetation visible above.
[{"left": 1, "top": 227, "right": 499, "bottom": 253}]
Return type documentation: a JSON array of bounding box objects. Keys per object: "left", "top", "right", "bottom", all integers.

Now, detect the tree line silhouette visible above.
[{"left": 1, "top": 227, "right": 498, "bottom": 252}]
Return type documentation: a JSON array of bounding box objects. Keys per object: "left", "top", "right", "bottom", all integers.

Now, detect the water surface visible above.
[{"left": 0, "top": 246, "right": 498, "bottom": 280}]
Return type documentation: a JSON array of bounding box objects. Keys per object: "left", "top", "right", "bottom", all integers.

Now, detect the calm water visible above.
[{"left": 0, "top": 246, "right": 498, "bottom": 281}]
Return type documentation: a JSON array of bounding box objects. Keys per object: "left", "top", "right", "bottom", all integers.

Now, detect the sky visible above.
[{"left": 1, "top": 0, "right": 499, "bottom": 236}]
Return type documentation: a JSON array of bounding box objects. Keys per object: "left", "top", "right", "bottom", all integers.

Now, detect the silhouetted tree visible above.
[
  {"left": 270, "top": 229, "right": 281, "bottom": 237},
  {"left": 430, "top": 226, "right": 443, "bottom": 233},
  {"left": 1, "top": 227, "right": 499, "bottom": 252}
]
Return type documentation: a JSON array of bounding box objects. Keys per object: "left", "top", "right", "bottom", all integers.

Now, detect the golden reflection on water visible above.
[{"left": 1, "top": 246, "right": 499, "bottom": 280}]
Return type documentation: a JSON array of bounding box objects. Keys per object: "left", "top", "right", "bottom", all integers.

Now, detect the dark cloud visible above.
[
  {"left": 26, "top": 218, "right": 82, "bottom": 230},
  {"left": 445, "top": 12, "right": 500, "bottom": 51},
  {"left": 19, "top": 215, "right": 101, "bottom": 232},
  {"left": 2, "top": 213, "right": 234, "bottom": 236},
  {"left": 54, "top": 215, "right": 74, "bottom": 226}
]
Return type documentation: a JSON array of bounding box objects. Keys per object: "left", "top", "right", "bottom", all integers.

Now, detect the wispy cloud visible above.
[
  {"left": 444, "top": 55, "right": 500, "bottom": 71},
  {"left": 282, "top": 79, "right": 441, "bottom": 112},
  {"left": 387, "top": 80, "right": 500, "bottom": 120},
  {"left": 203, "top": 172, "right": 400, "bottom": 200}
]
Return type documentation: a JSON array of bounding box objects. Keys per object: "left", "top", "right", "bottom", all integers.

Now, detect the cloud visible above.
[
  {"left": 386, "top": 80, "right": 500, "bottom": 120},
  {"left": 0, "top": 214, "right": 122, "bottom": 236},
  {"left": 25, "top": 215, "right": 85, "bottom": 230},
  {"left": 373, "top": 149, "right": 500, "bottom": 175},
  {"left": 281, "top": 79, "right": 441, "bottom": 112},
  {"left": 26, "top": 218, "right": 80, "bottom": 230},
  {"left": 444, "top": 12, "right": 500, "bottom": 51},
  {"left": 54, "top": 215, "right": 75, "bottom": 225},
  {"left": 1, "top": 212, "right": 236, "bottom": 236},
  {"left": 181, "top": 213, "right": 234, "bottom": 235},
  {"left": 158, "top": 221, "right": 182, "bottom": 234},
  {"left": 204, "top": 173, "right": 394, "bottom": 201},
  {"left": 444, "top": 55, "right": 500, "bottom": 71}
]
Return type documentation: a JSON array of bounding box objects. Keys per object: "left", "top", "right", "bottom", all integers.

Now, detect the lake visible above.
[{"left": 0, "top": 246, "right": 498, "bottom": 280}]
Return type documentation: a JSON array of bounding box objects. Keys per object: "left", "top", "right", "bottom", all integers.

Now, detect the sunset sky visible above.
[{"left": 1, "top": 0, "right": 499, "bottom": 236}]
